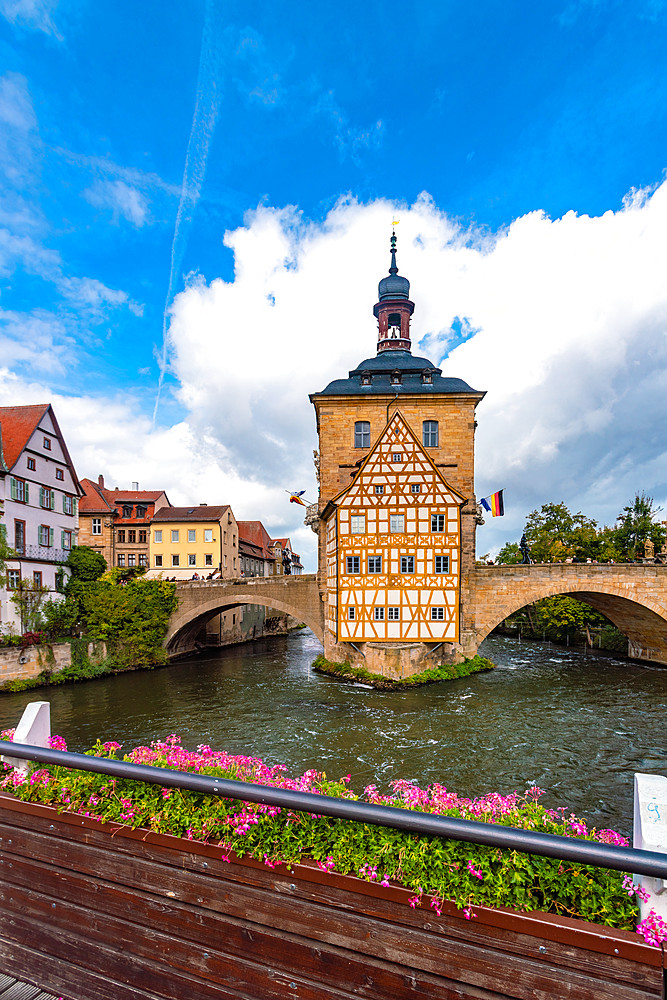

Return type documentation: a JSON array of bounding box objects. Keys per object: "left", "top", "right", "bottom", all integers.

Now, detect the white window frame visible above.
[
  {"left": 387, "top": 607, "right": 400, "bottom": 621},
  {"left": 350, "top": 515, "right": 365, "bottom": 535},
  {"left": 204, "top": 529, "right": 213, "bottom": 542},
  {"left": 188, "top": 529, "right": 196, "bottom": 543},
  {"left": 390, "top": 514, "right": 405, "bottom": 533},
  {"left": 188, "top": 553, "right": 196, "bottom": 566},
  {"left": 171, "top": 530, "right": 179, "bottom": 543},
  {"left": 154, "top": 530, "right": 162, "bottom": 543},
  {"left": 374, "top": 607, "right": 385, "bottom": 621},
  {"left": 431, "top": 607, "right": 445, "bottom": 621},
  {"left": 92, "top": 518, "right": 101, "bottom": 535}
]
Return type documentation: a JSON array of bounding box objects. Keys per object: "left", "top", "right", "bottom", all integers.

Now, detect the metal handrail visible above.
[{"left": 1, "top": 741, "right": 665, "bottom": 879}]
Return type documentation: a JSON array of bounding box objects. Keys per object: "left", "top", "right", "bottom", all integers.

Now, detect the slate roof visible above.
[
  {"left": 152, "top": 505, "right": 230, "bottom": 522},
  {"left": 310, "top": 349, "right": 483, "bottom": 399}
]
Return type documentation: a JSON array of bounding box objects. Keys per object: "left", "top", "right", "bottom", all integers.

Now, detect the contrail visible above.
[{"left": 153, "top": 0, "right": 224, "bottom": 424}]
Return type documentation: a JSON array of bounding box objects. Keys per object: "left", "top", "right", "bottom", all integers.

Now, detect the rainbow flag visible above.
[{"left": 481, "top": 490, "right": 504, "bottom": 517}]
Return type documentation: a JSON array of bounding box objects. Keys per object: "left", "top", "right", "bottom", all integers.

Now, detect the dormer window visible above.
[
  {"left": 421, "top": 370, "right": 433, "bottom": 385},
  {"left": 122, "top": 505, "right": 133, "bottom": 518},
  {"left": 135, "top": 505, "right": 147, "bottom": 519},
  {"left": 391, "top": 371, "right": 402, "bottom": 385},
  {"left": 361, "top": 373, "right": 372, "bottom": 386}
]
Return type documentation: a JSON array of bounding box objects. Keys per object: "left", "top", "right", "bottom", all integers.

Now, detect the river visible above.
[{"left": 1, "top": 631, "right": 665, "bottom": 836}]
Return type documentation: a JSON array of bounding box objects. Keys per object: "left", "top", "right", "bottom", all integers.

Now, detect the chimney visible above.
[
  {"left": 199, "top": 503, "right": 207, "bottom": 506},
  {"left": 98, "top": 474, "right": 105, "bottom": 488},
  {"left": 132, "top": 482, "right": 139, "bottom": 491}
]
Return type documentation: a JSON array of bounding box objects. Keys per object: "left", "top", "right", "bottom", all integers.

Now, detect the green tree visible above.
[
  {"left": 66, "top": 546, "right": 107, "bottom": 585},
  {"left": 0, "top": 524, "right": 15, "bottom": 578},
  {"left": 495, "top": 542, "right": 522, "bottom": 564},
  {"left": 524, "top": 502, "right": 598, "bottom": 562},
  {"left": 611, "top": 492, "right": 666, "bottom": 561},
  {"left": 531, "top": 595, "right": 608, "bottom": 643},
  {"left": 9, "top": 577, "right": 50, "bottom": 633}
]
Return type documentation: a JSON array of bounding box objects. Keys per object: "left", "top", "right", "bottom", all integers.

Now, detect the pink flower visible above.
[{"left": 48, "top": 735, "right": 67, "bottom": 751}]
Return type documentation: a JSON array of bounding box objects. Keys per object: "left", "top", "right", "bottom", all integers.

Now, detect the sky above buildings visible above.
[{"left": 1, "top": 0, "right": 667, "bottom": 566}]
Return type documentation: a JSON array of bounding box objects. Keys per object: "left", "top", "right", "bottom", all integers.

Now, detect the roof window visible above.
[
  {"left": 361, "top": 373, "right": 372, "bottom": 386},
  {"left": 421, "top": 370, "right": 433, "bottom": 384},
  {"left": 391, "top": 371, "right": 402, "bottom": 385}
]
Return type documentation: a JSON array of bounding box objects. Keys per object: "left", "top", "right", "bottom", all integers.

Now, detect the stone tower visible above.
[{"left": 309, "top": 232, "right": 485, "bottom": 678}]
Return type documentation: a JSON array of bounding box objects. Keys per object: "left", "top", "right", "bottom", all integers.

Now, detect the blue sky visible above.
[{"left": 2, "top": 0, "right": 667, "bottom": 565}]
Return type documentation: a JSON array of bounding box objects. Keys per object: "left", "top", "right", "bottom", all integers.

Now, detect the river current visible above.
[{"left": 1, "top": 631, "right": 665, "bottom": 836}]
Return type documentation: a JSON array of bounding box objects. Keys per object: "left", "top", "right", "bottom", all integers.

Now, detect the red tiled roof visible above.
[
  {"left": 79, "top": 479, "right": 170, "bottom": 520},
  {"left": 0, "top": 403, "right": 81, "bottom": 492},
  {"left": 79, "top": 478, "right": 113, "bottom": 514},
  {"left": 0, "top": 403, "right": 50, "bottom": 470},
  {"left": 151, "top": 505, "right": 230, "bottom": 522},
  {"left": 237, "top": 520, "right": 276, "bottom": 561}
]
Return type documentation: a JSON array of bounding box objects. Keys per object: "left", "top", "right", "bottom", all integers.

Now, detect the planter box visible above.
[{"left": 0, "top": 793, "right": 663, "bottom": 1000}]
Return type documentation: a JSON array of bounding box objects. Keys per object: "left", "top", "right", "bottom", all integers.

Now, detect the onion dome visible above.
[{"left": 378, "top": 230, "right": 410, "bottom": 300}]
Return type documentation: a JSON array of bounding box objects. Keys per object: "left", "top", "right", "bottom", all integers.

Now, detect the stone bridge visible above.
[
  {"left": 165, "top": 564, "right": 667, "bottom": 666},
  {"left": 165, "top": 574, "right": 322, "bottom": 657},
  {"left": 470, "top": 563, "right": 667, "bottom": 665}
]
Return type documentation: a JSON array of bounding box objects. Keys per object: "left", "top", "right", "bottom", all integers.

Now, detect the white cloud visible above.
[
  {"left": 83, "top": 179, "right": 150, "bottom": 228},
  {"left": 4, "top": 184, "right": 667, "bottom": 569},
  {"left": 0, "top": 0, "right": 61, "bottom": 37}
]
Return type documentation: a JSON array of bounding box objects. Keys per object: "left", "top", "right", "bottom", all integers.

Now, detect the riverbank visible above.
[{"left": 312, "top": 653, "right": 494, "bottom": 689}]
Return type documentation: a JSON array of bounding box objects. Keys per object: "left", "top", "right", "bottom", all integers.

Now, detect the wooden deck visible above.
[
  {"left": 0, "top": 972, "right": 61, "bottom": 999},
  {"left": 0, "top": 793, "right": 664, "bottom": 1000}
]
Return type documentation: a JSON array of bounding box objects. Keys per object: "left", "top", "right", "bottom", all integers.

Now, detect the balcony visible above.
[{"left": 11, "top": 544, "right": 70, "bottom": 564}]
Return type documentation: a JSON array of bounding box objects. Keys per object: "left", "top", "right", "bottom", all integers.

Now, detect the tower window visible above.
[
  {"left": 354, "top": 421, "right": 371, "bottom": 448},
  {"left": 388, "top": 313, "right": 401, "bottom": 338},
  {"left": 423, "top": 421, "right": 439, "bottom": 447}
]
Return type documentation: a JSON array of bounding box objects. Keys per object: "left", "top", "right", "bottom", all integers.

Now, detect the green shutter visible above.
[
  {"left": 49, "top": 527, "right": 54, "bottom": 547},
  {"left": 62, "top": 495, "right": 67, "bottom": 514},
  {"left": 39, "top": 486, "right": 45, "bottom": 507},
  {"left": 61, "top": 530, "right": 65, "bottom": 548},
  {"left": 73, "top": 498, "right": 77, "bottom": 517},
  {"left": 10, "top": 477, "right": 16, "bottom": 500},
  {"left": 50, "top": 490, "right": 55, "bottom": 510}
]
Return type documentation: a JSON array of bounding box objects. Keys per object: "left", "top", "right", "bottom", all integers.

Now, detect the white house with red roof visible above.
[{"left": 0, "top": 404, "right": 82, "bottom": 632}]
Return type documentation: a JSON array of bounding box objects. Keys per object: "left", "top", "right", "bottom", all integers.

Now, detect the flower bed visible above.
[{"left": 1, "top": 731, "right": 665, "bottom": 948}]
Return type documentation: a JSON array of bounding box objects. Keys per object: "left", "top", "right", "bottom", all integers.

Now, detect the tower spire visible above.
[{"left": 373, "top": 223, "right": 414, "bottom": 353}]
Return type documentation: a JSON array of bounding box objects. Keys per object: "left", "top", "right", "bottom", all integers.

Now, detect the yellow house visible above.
[{"left": 147, "top": 505, "right": 239, "bottom": 580}]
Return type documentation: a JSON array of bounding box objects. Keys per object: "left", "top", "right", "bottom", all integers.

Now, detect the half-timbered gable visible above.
[{"left": 326, "top": 410, "right": 465, "bottom": 644}]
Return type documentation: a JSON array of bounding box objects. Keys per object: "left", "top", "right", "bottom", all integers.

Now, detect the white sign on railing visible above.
[
  {"left": 1, "top": 701, "right": 51, "bottom": 774},
  {"left": 633, "top": 772, "right": 667, "bottom": 921}
]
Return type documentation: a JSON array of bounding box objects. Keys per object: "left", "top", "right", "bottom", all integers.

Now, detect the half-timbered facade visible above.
[
  {"left": 326, "top": 411, "right": 465, "bottom": 643},
  {"left": 311, "top": 229, "right": 486, "bottom": 676}
]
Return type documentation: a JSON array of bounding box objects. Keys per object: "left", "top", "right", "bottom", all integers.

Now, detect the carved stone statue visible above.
[
  {"left": 313, "top": 449, "right": 320, "bottom": 485},
  {"left": 644, "top": 537, "right": 655, "bottom": 560},
  {"left": 520, "top": 532, "right": 532, "bottom": 564}
]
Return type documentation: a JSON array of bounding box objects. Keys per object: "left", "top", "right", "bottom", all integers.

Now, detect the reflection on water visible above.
[{"left": 1, "top": 630, "right": 665, "bottom": 836}]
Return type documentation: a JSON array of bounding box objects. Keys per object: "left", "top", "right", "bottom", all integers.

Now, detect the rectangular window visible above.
[
  {"left": 139, "top": 554, "right": 148, "bottom": 566},
  {"left": 348, "top": 607, "right": 356, "bottom": 620},
  {"left": 431, "top": 607, "right": 445, "bottom": 620},
  {"left": 27, "top": 457, "right": 36, "bottom": 471},
  {"left": 10, "top": 477, "right": 28, "bottom": 503},
  {"left": 411, "top": 483, "right": 421, "bottom": 494},
  {"left": 423, "top": 421, "right": 439, "bottom": 447},
  {"left": 171, "top": 530, "right": 179, "bottom": 543},
  {"left": 388, "top": 607, "right": 400, "bottom": 621},
  {"left": 188, "top": 529, "right": 196, "bottom": 543},
  {"left": 354, "top": 421, "right": 370, "bottom": 448},
  {"left": 117, "top": 530, "right": 126, "bottom": 543},
  {"left": 43, "top": 436, "right": 51, "bottom": 450},
  {"left": 92, "top": 518, "right": 101, "bottom": 535},
  {"left": 223, "top": 531, "right": 227, "bottom": 543},
  {"left": 40, "top": 487, "right": 54, "bottom": 510},
  {"left": 63, "top": 495, "right": 74, "bottom": 515},
  {"left": 400, "top": 555, "right": 414, "bottom": 573},
  {"left": 391, "top": 453, "right": 402, "bottom": 463},
  {"left": 204, "top": 529, "right": 213, "bottom": 542},
  {"left": 374, "top": 607, "right": 385, "bottom": 621},
  {"left": 205, "top": 554, "right": 213, "bottom": 566},
  {"left": 39, "top": 524, "right": 53, "bottom": 547},
  {"left": 154, "top": 530, "right": 162, "bottom": 543},
  {"left": 346, "top": 556, "right": 360, "bottom": 574},
  {"left": 434, "top": 555, "right": 450, "bottom": 574},
  {"left": 62, "top": 530, "right": 72, "bottom": 550},
  {"left": 56, "top": 468, "right": 64, "bottom": 480},
  {"left": 390, "top": 514, "right": 405, "bottom": 533},
  {"left": 128, "top": 554, "right": 136, "bottom": 566},
  {"left": 7, "top": 570, "right": 20, "bottom": 589},
  {"left": 155, "top": 555, "right": 163, "bottom": 567},
  {"left": 172, "top": 554, "right": 180, "bottom": 567},
  {"left": 139, "top": 530, "right": 147, "bottom": 543},
  {"left": 118, "top": 554, "right": 125, "bottom": 567},
  {"left": 350, "top": 515, "right": 365, "bottom": 535},
  {"left": 33, "top": 571, "right": 42, "bottom": 587},
  {"left": 368, "top": 555, "right": 382, "bottom": 573},
  {"left": 431, "top": 514, "right": 446, "bottom": 532},
  {"left": 14, "top": 520, "right": 25, "bottom": 555},
  {"left": 374, "top": 484, "right": 384, "bottom": 495},
  {"left": 128, "top": 530, "right": 136, "bottom": 543},
  {"left": 188, "top": 553, "right": 196, "bottom": 566}
]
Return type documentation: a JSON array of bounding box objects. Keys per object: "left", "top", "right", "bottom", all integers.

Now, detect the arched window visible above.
[
  {"left": 423, "top": 421, "right": 438, "bottom": 447},
  {"left": 354, "top": 421, "right": 370, "bottom": 448}
]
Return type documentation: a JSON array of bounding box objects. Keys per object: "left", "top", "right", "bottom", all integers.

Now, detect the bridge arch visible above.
[
  {"left": 165, "top": 575, "right": 323, "bottom": 657},
  {"left": 472, "top": 566, "right": 667, "bottom": 665}
]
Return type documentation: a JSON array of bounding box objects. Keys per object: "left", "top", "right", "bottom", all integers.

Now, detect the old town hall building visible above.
[{"left": 310, "top": 231, "right": 485, "bottom": 676}]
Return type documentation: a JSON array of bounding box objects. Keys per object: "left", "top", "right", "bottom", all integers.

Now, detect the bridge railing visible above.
[{"left": 1, "top": 739, "right": 666, "bottom": 881}]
